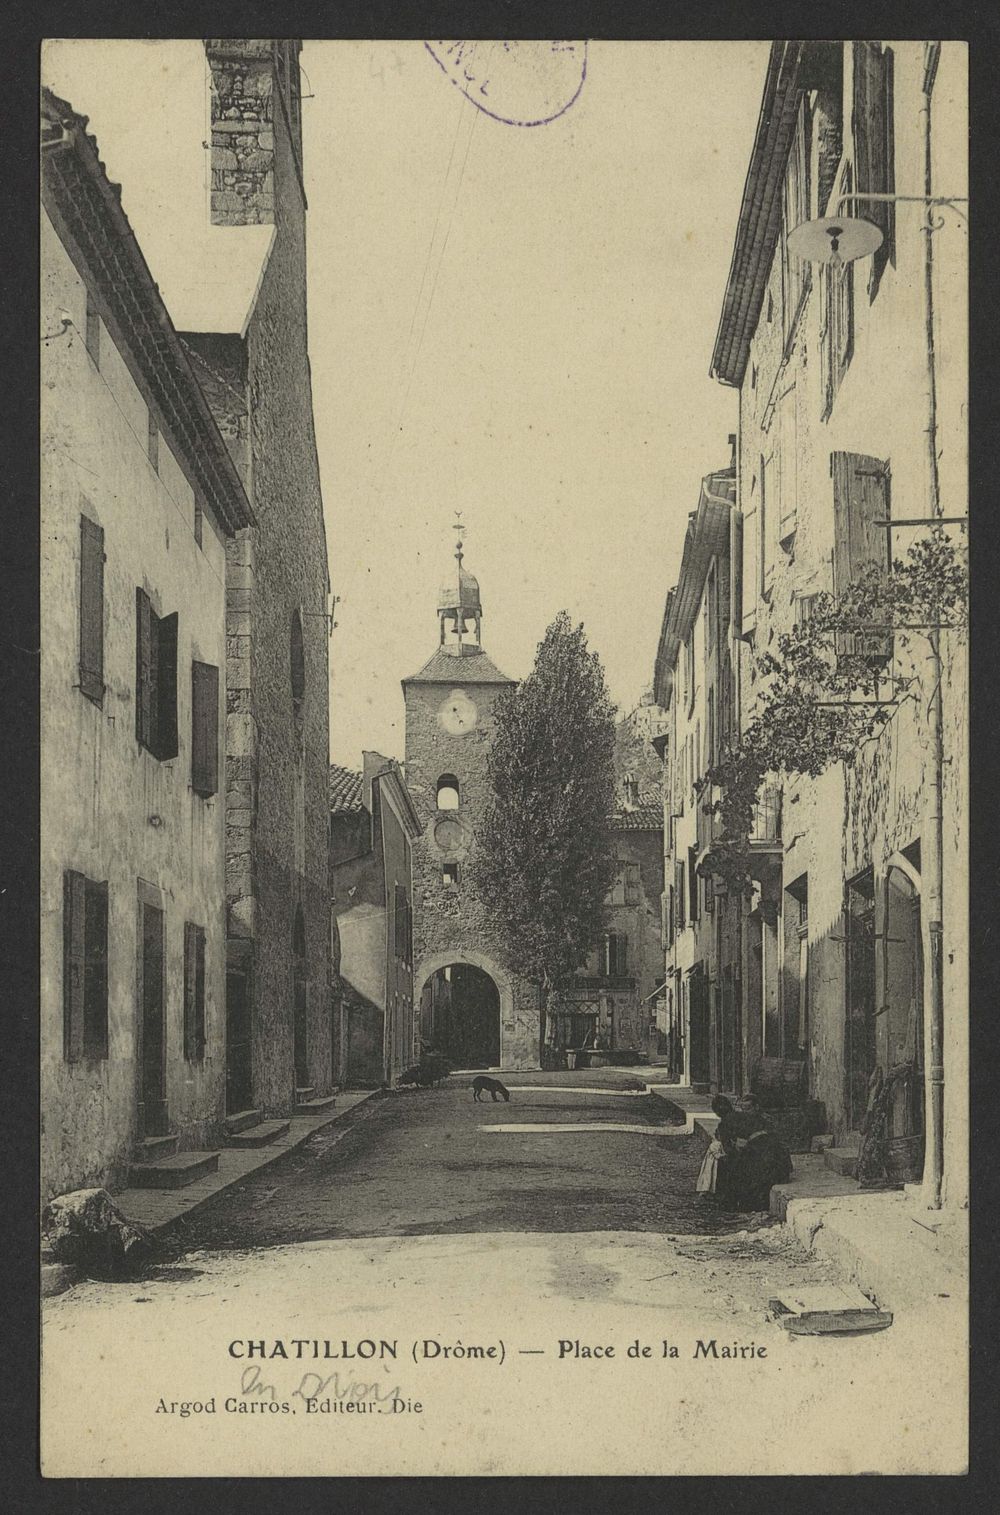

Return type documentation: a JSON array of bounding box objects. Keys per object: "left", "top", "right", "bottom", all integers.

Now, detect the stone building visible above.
[
  {"left": 556, "top": 800, "right": 664, "bottom": 1065},
  {"left": 180, "top": 40, "right": 334, "bottom": 1125},
  {"left": 653, "top": 457, "right": 744, "bottom": 1092},
  {"left": 403, "top": 537, "right": 541, "bottom": 1070},
  {"left": 708, "top": 42, "right": 967, "bottom": 1205},
  {"left": 41, "top": 88, "right": 254, "bottom": 1198},
  {"left": 330, "top": 755, "right": 422, "bottom": 1087}
]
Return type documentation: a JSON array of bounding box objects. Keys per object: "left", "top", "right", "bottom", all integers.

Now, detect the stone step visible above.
[
  {"left": 295, "top": 1086, "right": 315, "bottom": 1103},
  {"left": 225, "top": 1108, "right": 264, "bottom": 1136},
  {"left": 823, "top": 1146, "right": 859, "bottom": 1178},
  {"left": 127, "top": 1151, "right": 221, "bottom": 1190},
  {"left": 295, "top": 1093, "right": 337, "bottom": 1115},
  {"left": 224, "top": 1119, "right": 291, "bottom": 1148},
  {"left": 137, "top": 1133, "right": 179, "bottom": 1161}
]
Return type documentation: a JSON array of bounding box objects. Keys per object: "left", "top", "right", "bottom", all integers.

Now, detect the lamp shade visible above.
[{"left": 787, "top": 215, "right": 884, "bottom": 265}]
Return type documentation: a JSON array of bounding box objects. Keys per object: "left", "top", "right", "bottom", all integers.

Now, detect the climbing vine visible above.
[{"left": 702, "top": 529, "right": 967, "bottom": 894}]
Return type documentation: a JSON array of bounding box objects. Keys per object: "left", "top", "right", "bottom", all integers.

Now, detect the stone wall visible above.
[
  {"left": 206, "top": 40, "right": 276, "bottom": 227},
  {"left": 202, "top": 39, "right": 333, "bottom": 1115}
]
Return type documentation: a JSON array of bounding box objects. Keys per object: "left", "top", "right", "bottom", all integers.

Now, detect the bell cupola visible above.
[{"left": 438, "top": 515, "right": 482, "bottom": 653}]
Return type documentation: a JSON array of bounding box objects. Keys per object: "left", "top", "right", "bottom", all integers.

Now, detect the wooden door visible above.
[
  {"left": 226, "top": 968, "right": 253, "bottom": 1114},
  {"left": 139, "top": 902, "right": 167, "bottom": 1136}
]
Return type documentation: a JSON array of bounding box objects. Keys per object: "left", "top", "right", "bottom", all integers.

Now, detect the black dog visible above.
[{"left": 472, "top": 1076, "right": 511, "bottom": 1103}]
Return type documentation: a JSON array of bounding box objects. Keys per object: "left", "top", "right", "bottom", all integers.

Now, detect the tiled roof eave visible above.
[
  {"left": 710, "top": 42, "right": 805, "bottom": 388},
  {"left": 41, "top": 95, "right": 254, "bottom": 537}
]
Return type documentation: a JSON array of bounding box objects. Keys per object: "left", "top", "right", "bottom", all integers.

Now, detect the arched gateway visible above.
[{"left": 415, "top": 951, "right": 511, "bottom": 1070}]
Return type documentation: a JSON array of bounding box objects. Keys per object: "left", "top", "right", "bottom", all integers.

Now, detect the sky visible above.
[{"left": 42, "top": 39, "right": 769, "bottom": 767}]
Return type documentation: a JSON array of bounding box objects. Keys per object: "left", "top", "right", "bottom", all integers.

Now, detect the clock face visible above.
[
  {"left": 433, "top": 816, "right": 465, "bottom": 855},
  {"left": 439, "top": 690, "right": 478, "bottom": 735}
]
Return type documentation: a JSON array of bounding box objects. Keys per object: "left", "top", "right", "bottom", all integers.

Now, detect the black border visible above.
[{"left": 8, "top": 1, "right": 998, "bottom": 1510}]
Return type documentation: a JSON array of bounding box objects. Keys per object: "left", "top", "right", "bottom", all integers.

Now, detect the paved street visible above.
[
  {"left": 42, "top": 1072, "right": 966, "bottom": 1476},
  {"left": 175, "top": 1077, "right": 750, "bottom": 1251}
]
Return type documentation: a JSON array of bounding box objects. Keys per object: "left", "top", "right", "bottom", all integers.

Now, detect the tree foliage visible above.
[
  {"left": 476, "top": 612, "right": 618, "bottom": 1006},
  {"left": 703, "top": 529, "right": 967, "bottom": 894}
]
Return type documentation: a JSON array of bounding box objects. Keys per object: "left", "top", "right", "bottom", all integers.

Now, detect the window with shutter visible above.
[
  {"left": 157, "top": 612, "right": 179, "bottom": 760},
  {"left": 675, "top": 860, "right": 686, "bottom": 931},
  {"left": 782, "top": 95, "right": 812, "bottom": 342},
  {"left": 183, "top": 921, "right": 206, "bottom": 1061},
  {"left": 759, "top": 454, "right": 772, "bottom": 598},
  {"left": 831, "top": 451, "right": 892, "bottom": 663},
  {"left": 136, "top": 588, "right": 156, "bottom": 750},
  {"left": 63, "top": 870, "right": 86, "bottom": 1061},
  {"left": 191, "top": 661, "right": 220, "bottom": 797},
  {"left": 137, "top": 593, "right": 180, "bottom": 760},
  {"left": 84, "top": 879, "right": 109, "bottom": 1058},
  {"left": 688, "top": 847, "right": 700, "bottom": 923},
  {"left": 777, "top": 389, "right": 799, "bottom": 546},
  {"left": 79, "top": 514, "right": 104, "bottom": 706},
  {"left": 64, "top": 870, "right": 108, "bottom": 1060},
  {"left": 853, "top": 42, "right": 895, "bottom": 300}
]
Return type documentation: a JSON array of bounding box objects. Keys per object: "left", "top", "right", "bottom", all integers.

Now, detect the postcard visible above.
[{"left": 39, "top": 38, "right": 968, "bottom": 1476}]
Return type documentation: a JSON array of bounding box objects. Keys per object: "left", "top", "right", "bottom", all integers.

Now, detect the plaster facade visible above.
[
  {"left": 40, "top": 93, "right": 252, "bottom": 1197},
  {"left": 709, "top": 41, "right": 967, "bottom": 1201}
]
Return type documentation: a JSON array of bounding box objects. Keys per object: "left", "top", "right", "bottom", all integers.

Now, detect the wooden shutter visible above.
[
  {"left": 742, "top": 475, "right": 759, "bottom": 635},
  {"left": 760, "top": 454, "right": 775, "bottom": 597},
  {"left": 157, "top": 612, "right": 179, "bottom": 760},
  {"left": 136, "top": 588, "right": 155, "bottom": 749},
  {"left": 63, "top": 870, "right": 86, "bottom": 1061},
  {"left": 853, "top": 42, "right": 894, "bottom": 296},
  {"left": 195, "top": 927, "right": 206, "bottom": 1059},
  {"left": 191, "top": 661, "right": 220, "bottom": 797},
  {"left": 832, "top": 452, "right": 891, "bottom": 659},
  {"left": 83, "top": 878, "right": 109, "bottom": 1057},
  {"left": 778, "top": 390, "right": 799, "bottom": 544},
  {"left": 79, "top": 515, "right": 104, "bottom": 705},
  {"left": 183, "top": 921, "right": 196, "bottom": 1060}
]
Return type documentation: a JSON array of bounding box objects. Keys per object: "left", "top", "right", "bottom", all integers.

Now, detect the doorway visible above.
[
  {"left": 226, "top": 966, "right": 253, "bottom": 1114},
  {"left": 688, "top": 966, "right": 710, "bottom": 1089},
  {"left": 420, "top": 964, "right": 501, "bottom": 1068},
  {"left": 293, "top": 905, "right": 308, "bottom": 1088},
  {"left": 846, "top": 868, "right": 878, "bottom": 1132},
  {"left": 138, "top": 898, "right": 167, "bottom": 1136},
  {"left": 880, "top": 866, "right": 925, "bottom": 1177}
]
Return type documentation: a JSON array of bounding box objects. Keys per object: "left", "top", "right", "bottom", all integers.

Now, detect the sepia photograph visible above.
[{"left": 37, "top": 35, "right": 968, "bottom": 1477}]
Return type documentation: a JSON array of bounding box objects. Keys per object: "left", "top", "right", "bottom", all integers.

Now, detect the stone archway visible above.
[{"left": 415, "top": 949, "right": 513, "bottom": 1070}]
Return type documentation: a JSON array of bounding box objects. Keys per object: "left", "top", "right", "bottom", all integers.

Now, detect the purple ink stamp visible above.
[{"left": 424, "top": 40, "right": 588, "bottom": 127}]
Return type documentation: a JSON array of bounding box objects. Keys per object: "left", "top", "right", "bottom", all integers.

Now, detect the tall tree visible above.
[{"left": 476, "top": 612, "right": 618, "bottom": 1056}]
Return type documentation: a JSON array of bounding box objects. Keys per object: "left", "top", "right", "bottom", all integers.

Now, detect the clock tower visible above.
[{"left": 401, "top": 527, "right": 540, "bottom": 1070}]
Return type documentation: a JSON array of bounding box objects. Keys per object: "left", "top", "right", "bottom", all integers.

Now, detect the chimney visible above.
[{"left": 205, "top": 40, "right": 276, "bottom": 226}]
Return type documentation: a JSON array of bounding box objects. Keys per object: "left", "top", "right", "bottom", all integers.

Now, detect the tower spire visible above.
[{"left": 437, "top": 513, "right": 482, "bottom": 653}]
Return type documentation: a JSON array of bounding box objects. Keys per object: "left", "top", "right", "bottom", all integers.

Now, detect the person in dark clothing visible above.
[{"left": 714, "top": 1095, "right": 793, "bottom": 1210}]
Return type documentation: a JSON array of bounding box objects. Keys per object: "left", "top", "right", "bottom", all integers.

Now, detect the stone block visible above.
[{"left": 42, "top": 1188, "right": 153, "bottom": 1276}]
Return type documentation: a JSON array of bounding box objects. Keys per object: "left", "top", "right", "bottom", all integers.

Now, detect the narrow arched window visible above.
[{"left": 436, "top": 774, "right": 460, "bottom": 810}]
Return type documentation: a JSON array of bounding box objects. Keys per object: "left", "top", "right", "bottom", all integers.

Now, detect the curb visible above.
[{"left": 114, "top": 1089, "right": 384, "bottom": 1238}]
